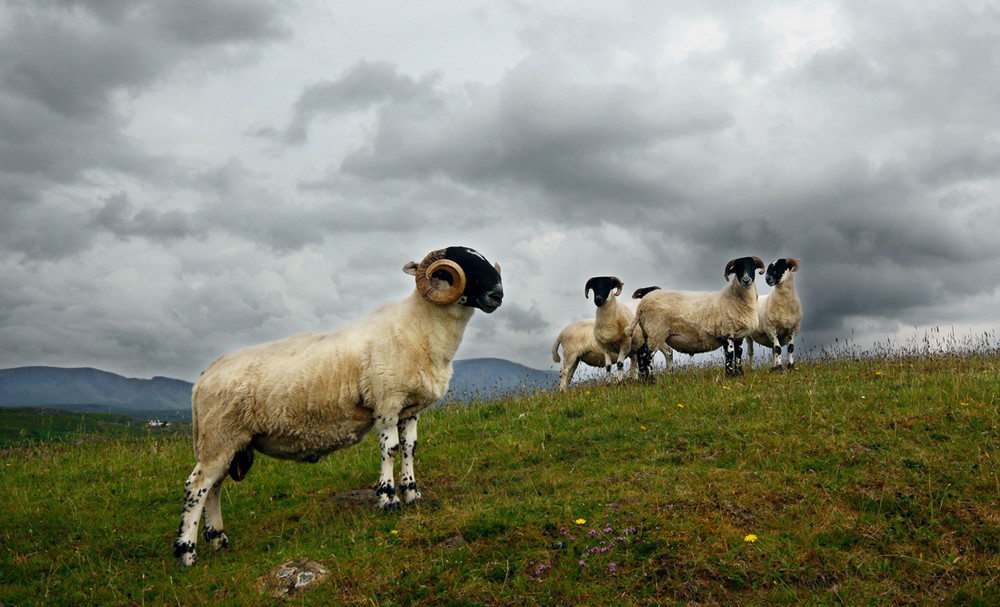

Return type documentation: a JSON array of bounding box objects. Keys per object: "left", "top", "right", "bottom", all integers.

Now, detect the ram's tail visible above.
[{"left": 552, "top": 335, "right": 562, "bottom": 363}]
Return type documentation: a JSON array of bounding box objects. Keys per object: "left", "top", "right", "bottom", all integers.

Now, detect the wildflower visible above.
[
  {"left": 875, "top": 371, "right": 882, "bottom": 376},
  {"left": 723, "top": 386, "right": 731, "bottom": 391},
  {"left": 579, "top": 560, "right": 586, "bottom": 567},
  {"left": 744, "top": 534, "right": 757, "bottom": 543},
  {"left": 961, "top": 402, "right": 970, "bottom": 406},
  {"left": 607, "top": 563, "right": 617, "bottom": 573},
  {"left": 575, "top": 518, "right": 587, "bottom": 525},
  {"left": 640, "top": 425, "right": 647, "bottom": 430},
  {"left": 390, "top": 530, "right": 399, "bottom": 535}
]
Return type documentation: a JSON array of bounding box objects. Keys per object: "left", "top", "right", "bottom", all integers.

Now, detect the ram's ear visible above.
[{"left": 403, "top": 262, "right": 418, "bottom": 276}]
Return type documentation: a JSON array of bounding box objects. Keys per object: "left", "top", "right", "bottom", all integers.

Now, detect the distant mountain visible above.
[
  {"left": 442, "top": 358, "right": 558, "bottom": 403},
  {"left": 0, "top": 366, "right": 193, "bottom": 415},
  {"left": 0, "top": 359, "right": 558, "bottom": 421}
]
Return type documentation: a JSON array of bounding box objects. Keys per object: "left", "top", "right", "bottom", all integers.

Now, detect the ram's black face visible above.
[
  {"left": 765, "top": 259, "right": 794, "bottom": 287},
  {"left": 585, "top": 276, "right": 623, "bottom": 308},
  {"left": 437, "top": 246, "right": 503, "bottom": 313},
  {"left": 727, "top": 257, "right": 764, "bottom": 289}
]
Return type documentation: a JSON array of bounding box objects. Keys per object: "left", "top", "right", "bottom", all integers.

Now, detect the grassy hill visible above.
[{"left": 1, "top": 352, "right": 998, "bottom": 605}]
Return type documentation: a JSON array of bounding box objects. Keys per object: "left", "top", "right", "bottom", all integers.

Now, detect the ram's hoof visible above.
[{"left": 378, "top": 500, "right": 402, "bottom": 512}]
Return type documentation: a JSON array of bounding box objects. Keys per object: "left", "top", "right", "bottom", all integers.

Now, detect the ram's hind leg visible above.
[
  {"left": 174, "top": 457, "right": 229, "bottom": 566},
  {"left": 203, "top": 478, "right": 229, "bottom": 551},
  {"left": 398, "top": 414, "right": 422, "bottom": 505}
]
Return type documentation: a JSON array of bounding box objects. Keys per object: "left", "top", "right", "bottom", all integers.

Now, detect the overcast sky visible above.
[{"left": 2, "top": 0, "right": 999, "bottom": 381}]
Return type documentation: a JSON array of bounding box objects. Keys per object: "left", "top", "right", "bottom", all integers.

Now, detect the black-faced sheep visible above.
[
  {"left": 173, "top": 246, "right": 503, "bottom": 566},
  {"left": 585, "top": 276, "right": 644, "bottom": 383},
  {"left": 747, "top": 258, "right": 802, "bottom": 371},
  {"left": 627, "top": 257, "right": 765, "bottom": 377}
]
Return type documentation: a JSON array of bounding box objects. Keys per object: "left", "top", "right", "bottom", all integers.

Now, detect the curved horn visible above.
[
  {"left": 787, "top": 258, "right": 799, "bottom": 272},
  {"left": 611, "top": 276, "right": 623, "bottom": 297},
  {"left": 585, "top": 277, "right": 596, "bottom": 299},
  {"left": 724, "top": 259, "right": 737, "bottom": 281},
  {"left": 415, "top": 250, "right": 466, "bottom": 305},
  {"left": 753, "top": 256, "right": 766, "bottom": 274}
]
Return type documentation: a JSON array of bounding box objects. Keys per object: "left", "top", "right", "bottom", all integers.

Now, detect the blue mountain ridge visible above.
[{"left": 0, "top": 360, "right": 559, "bottom": 421}]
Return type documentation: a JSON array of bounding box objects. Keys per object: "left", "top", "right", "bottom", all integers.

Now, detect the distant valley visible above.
[{"left": 0, "top": 359, "right": 559, "bottom": 422}]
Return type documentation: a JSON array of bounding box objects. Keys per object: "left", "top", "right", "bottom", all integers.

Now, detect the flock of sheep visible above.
[
  {"left": 554, "top": 256, "right": 803, "bottom": 389},
  {"left": 172, "top": 246, "right": 801, "bottom": 566}
]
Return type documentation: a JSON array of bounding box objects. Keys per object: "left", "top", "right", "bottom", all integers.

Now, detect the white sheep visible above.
[
  {"left": 627, "top": 257, "right": 765, "bottom": 377},
  {"left": 173, "top": 246, "right": 503, "bottom": 566},
  {"left": 747, "top": 258, "right": 802, "bottom": 371},
  {"left": 585, "top": 276, "right": 642, "bottom": 383},
  {"left": 551, "top": 319, "right": 607, "bottom": 391}
]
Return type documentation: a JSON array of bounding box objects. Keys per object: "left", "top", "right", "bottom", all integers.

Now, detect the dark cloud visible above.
[
  {"left": 255, "top": 61, "right": 442, "bottom": 145},
  {"left": 2, "top": 1, "right": 1000, "bottom": 379}
]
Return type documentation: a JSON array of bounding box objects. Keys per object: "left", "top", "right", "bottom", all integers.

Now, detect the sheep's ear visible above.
[
  {"left": 403, "top": 262, "right": 418, "bottom": 276},
  {"left": 494, "top": 262, "right": 501, "bottom": 276},
  {"left": 611, "top": 276, "right": 623, "bottom": 296}
]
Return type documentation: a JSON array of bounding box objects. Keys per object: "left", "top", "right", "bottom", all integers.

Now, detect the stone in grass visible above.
[
  {"left": 326, "top": 488, "right": 378, "bottom": 505},
  {"left": 256, "top": 559, "right": 329, "bottom": 598}
]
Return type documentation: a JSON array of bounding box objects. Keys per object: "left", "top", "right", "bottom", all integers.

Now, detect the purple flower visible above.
[
  {"left": 607, "top": 563, "right": 617, "bottom": 573},
  {"left": 579, "top": 560, "right": 585, "bottom": 567}
]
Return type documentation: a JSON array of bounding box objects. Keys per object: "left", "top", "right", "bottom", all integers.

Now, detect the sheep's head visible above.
[
  {"left": 724, "top": 257, "right": 766, "bottom": 288},
  {"left": 765, "top": 258, "right": 799, "bottom": 287},
  {"left": 585, "top": 276, "right": 623, "bottom": 308},
  {"left": 404, "top": 246, "right": 503, "bottom": 313}
]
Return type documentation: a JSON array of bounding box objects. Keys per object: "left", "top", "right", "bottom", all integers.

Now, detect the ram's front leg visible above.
[
  {"left": 398, "top": 414, "right": 422, "bottom": 505},
  {"left": 614, "top": 344, "right": 629, "bottom": 382},
  {"left": 603, "top": 352, "right": 615, "bottom": 383},
  {"left": 723, "top": 335, "right": 745, "bottom": 377},
  {"left": 374, "top": 414, "right": 402, "bottom": 511}
]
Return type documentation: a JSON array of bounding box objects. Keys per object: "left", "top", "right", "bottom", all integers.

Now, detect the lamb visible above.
[
  {"left": 173, "top": 246, "right": 503, "bottom": 566},
  {"left": 627, "top": 257, "right": 765, "bottom": 377},
  {"left": 551, "top": 319, "right": 607, "bottom": 391},
  {"left": 747, "top": 258, "right": 802, "bottom": 371}
]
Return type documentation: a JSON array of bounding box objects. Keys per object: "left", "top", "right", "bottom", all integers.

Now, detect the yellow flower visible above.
[
  {"left": 575, "top": 518, "right": 586, "bottom": 525},
  {"left": 723, "top": 386, "right": 731, "bottom": 390},
  {"left": 677, "top": 403, "right": 684, "bottom": 408},
  {"left": 960, "top": 402, "right": 970, "bottom": 406},
  {"left": 875, "top": 371, "right": 882, "bottom": 376},
  {"left": 744, "top": 534, "right": 758, "bottom": 543},
  {"left": 640, "top": 425, "right": 647, "bottom": 430},
  {"left": 390, "top": 530, "right": 399, "bottom": 535}
]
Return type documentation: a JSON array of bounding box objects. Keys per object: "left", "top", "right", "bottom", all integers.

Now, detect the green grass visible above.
[
  {"left": 0, "top": 407, "right": 187, "bottom": 448},
  {"left": 2, "top": 352, "right": 999, "bottom": 605}
]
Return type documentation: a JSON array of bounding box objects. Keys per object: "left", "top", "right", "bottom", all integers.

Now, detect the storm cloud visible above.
[{"left": 1, "top": 0, "right": 998, "bottom": 379}]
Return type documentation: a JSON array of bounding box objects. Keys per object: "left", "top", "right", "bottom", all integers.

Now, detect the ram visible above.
[
  {"left": 173, "top": 246, "right": 503, "bottom": 566},
  {"left": 747, "top": 258, "right": 802, "bottom": 371},
  {"left": 627, "top": 257, "right": 764, "bottom": 377}
]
